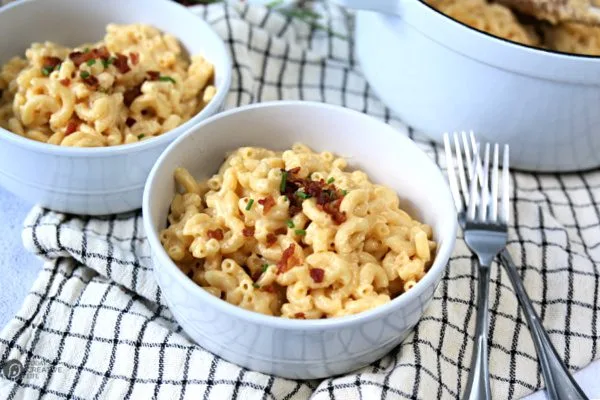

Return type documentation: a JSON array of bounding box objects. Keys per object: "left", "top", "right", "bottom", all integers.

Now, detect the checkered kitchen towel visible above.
[{"left": 1, "top": 2, "right": 599, "bottom": 399}]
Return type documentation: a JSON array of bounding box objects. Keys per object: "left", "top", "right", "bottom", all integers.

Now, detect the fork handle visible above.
[
  {"left": 499, "top": 250, "right": 589, "bottom": 400},
  {"left": 463, "top": 265, "right": 492, "bottom": 400}
]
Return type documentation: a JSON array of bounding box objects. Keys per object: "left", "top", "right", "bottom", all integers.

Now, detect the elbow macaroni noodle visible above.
[
  {"left": 0, "top": 24, "right": 215, "bottom": 147},
  {"left": 160, "top": 145, "right": 437, "bottom": 319}
]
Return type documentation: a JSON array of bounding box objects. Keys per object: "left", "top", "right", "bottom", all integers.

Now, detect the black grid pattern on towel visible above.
[{"left": 1, "top": 2, "right": 599, "bottom": 399}]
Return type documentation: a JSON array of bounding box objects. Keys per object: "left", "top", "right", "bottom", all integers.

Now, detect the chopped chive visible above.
[
  {"left": 261, "top": 264, "right": 269, "bottom": 273},
  {"left": 56, "top": 63, "right": 61, "bottom": 71},
  {"left": 80, "top": 71, "right": 90, "bottom": 79},
  {"left": 158, "top": 76, "right": 176, "bottom": 83},
  {"left": 327, "top": 177, "right": 335, "bottom": 184},
  {"left": 41, "top": 67, "right": 52, "bottom": 76},
  {"left": 341, "top": 189, "right": 348, "bottom": 195},
  {"left": 137, "top": 134, "right": 145, "bottom": 139},
  {"left": 86, "top": 59, "right": 96, "bottom": 66},
  {"left": 286, "top": 219, "right": 295, "bottom": 228},
  {"left": 296, "top": 191, "right": 310, "bottom": 199},
  {"left": 245, "top": 198, "right": 254, "bottom": 211},
  {"left": 252, "top": 283, "right": 260, "bottom": 288},
  {"left": 294, "top": 229, "right": 306, "bottom": 236},
  {"left": 280, "top": 170, "right": 288, "bottom": 193},
  {"left": 83, "top": 47, "right": 90, "bottom": 53}
]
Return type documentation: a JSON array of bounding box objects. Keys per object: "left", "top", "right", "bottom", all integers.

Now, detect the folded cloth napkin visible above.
[{"left": 1, "top": 2, "right": 599, "bottom": 399}]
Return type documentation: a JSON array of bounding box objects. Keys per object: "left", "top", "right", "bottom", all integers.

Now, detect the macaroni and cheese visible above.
[
  {"left": 425, "top": 0, "right": 600, "bottom": 55},
  {"left": 160, "top": 145, "right": 437, "bottom": 319},
  {"left": 0, "top": 24, "right": 215, "bottom": 147}
]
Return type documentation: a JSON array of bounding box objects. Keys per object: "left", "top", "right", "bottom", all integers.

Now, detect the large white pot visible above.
[
  {"left": 337, "top": 0, "right": 600, "bottom": 172},
  {"left": 0, "top": 0, "right": 231, "bottom": 215}
]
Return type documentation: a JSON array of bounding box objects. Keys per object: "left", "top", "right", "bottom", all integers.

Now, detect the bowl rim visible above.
[
  {"left": 143, "top": 100, "right": 458, "bottom": 330},
  {"left": 0, "top": 0, "right": 232, "bottom": 158},
  {"left": 416, "top": 0, "right": 600, "bottom": 60}
]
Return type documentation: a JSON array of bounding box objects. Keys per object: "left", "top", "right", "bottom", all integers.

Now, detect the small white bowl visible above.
[
  {"left": 0, "top": 0, "right": 231, "bottom": 215},
  {"left": 143, "top": 101, "right": 457, "bottom": 379}
]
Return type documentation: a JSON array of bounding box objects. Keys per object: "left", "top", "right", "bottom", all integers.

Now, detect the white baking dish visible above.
[{"left": 335, "top": 0, "right": 600, "bottom": 172}]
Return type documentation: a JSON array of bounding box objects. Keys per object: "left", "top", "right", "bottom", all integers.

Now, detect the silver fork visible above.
[{"left": 444, "top": 132, "right": 589, "bottom": 400}]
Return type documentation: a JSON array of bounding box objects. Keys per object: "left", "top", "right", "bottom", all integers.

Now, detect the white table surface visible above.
[{"left": 0, "top": 186, "right": 598, "bottom": 399}]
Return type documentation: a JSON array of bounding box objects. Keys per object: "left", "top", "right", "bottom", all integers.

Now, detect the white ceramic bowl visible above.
[
  {"left": 0, "top": 0, "right": 231, "bottom": 215},
  {"left": 335, "top": 0, "right": 600, "bottom": 172},
  {"left": 143, "top": 101, "right": 457, "bottom": 379}
]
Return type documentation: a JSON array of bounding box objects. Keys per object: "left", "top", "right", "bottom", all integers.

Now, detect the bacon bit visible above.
[
  {"left": 242, "top": 227, "right": 255, "bottom": 237},
  {"left": 65, "top": 118, "right": 81, "bottom": 135},
  {"left": 266, "top": 233, "right": 277, "bottom": 247},
  {"left": 59, "top": 78, "right": 71, "bottom": 87},
  {"left": 319, "top": 198, "right": 347, "bottom": 224},
  {"left": 294, "top": 312, "right": 305, "bottom": 319},
  {"left": 146, "top": 70, "right": 160, "bottom": 81},
  {"left": 95, "top": 46, "right": 110, "bottom": 60},
  {"left": 257, "top": 196, "right": 276, "bottom": 214},
  {"left": 123, "top": 83, "right": 142, "bottom": 107},
  {"left": 281, "top": 167, "right": 347, "bottom": 224},
  {"left": 42, "top": 56, "right": 62, "bottom": 69},
  {"left": 277, "top": 244, "right": 296, "bottom": 274},
  {"left": 262, "top": 284, "right": 275, "bottom": 293},
  {"left": 125, "top": 117, "right": 136, "bottom": 127},
  {"left": 207, "top": 229, "right": 224, "bottom": 240},
  {"left": 113, "top": 53, "right": 130, "bottom": 74},
  {"left": 69, "top": 47, "right": 109, "bottom": 67},
  {"left": 274, "top": 227, "right": 287, "bottom": 235},
  {"left": 309, "top": 268, "right": 325, "bottom": 283},
  {"left": 129, "top": 52, "right": 139, "bottom": 65},
  {"left": 81, "top": 74, "right": 99, "bottom": 90}
]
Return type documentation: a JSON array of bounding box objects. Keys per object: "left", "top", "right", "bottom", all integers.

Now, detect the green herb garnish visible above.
[
  {"left": 286, "top": 219, "right": 295, "bottom": 228},
  {"left": 80, "top": 71, "right": 90, "bottom": 79},
  {"left": 341, "top": 189, "right": 348, "bottom": 196},
  {"left": 41, "top": 66, "right": 53, "bottom": 76},
  {"left": 261, "top": 264, "right": 269, "bottom": 273},
  {"left": 138, "top": 134, "right": 145, "bottom": 139},
  {"left": 294, "top": 229, "right": 306, "bottom": 236},
  {"left": 83, "top": 47, "right": 90, "bottom": 53},
  {"left": 266, "top": 0, "right": 284, "bottom": 7},
  {"left": 159, "top": 76, "right": 176, "bottom": 84},
  {"left": 296, "top": 191, "right": 310, "bottom": 199},
  {"left": 86, "top": 59, "right": 96, "bottom": 66},
  {"left": 280, "top": 170, "right": 288, "bottom": 193},
  {"left": 245, "top": 198, "right": 254, "bottom": 211},
  {"left": 327, "top": 177, "right": 335, "bottom": 184}
]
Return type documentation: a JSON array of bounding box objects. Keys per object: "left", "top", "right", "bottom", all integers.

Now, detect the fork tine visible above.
[
  {"left": 469, "top": 130, "right": 485, "bottom": 186},
  {"left": 453, "top": 133, "right": 470, "bottom": 206},
  {"left": 478, "top": 143, "right": 490, "bottom": 221},
  {"left": 467, "top": 150, "right": 480, "bottom": 221},
  {"left": 462, "top": 131, "right": 473, "bottom": 180},
  {"left": 443, "top": 133, "right": 463, "bottom": 212},
  {"left": 501, "top": 145, "right": 510, "bottom": 224},
  {"left": 490, "top": 143, "right": 499, "bottom": 222}
]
